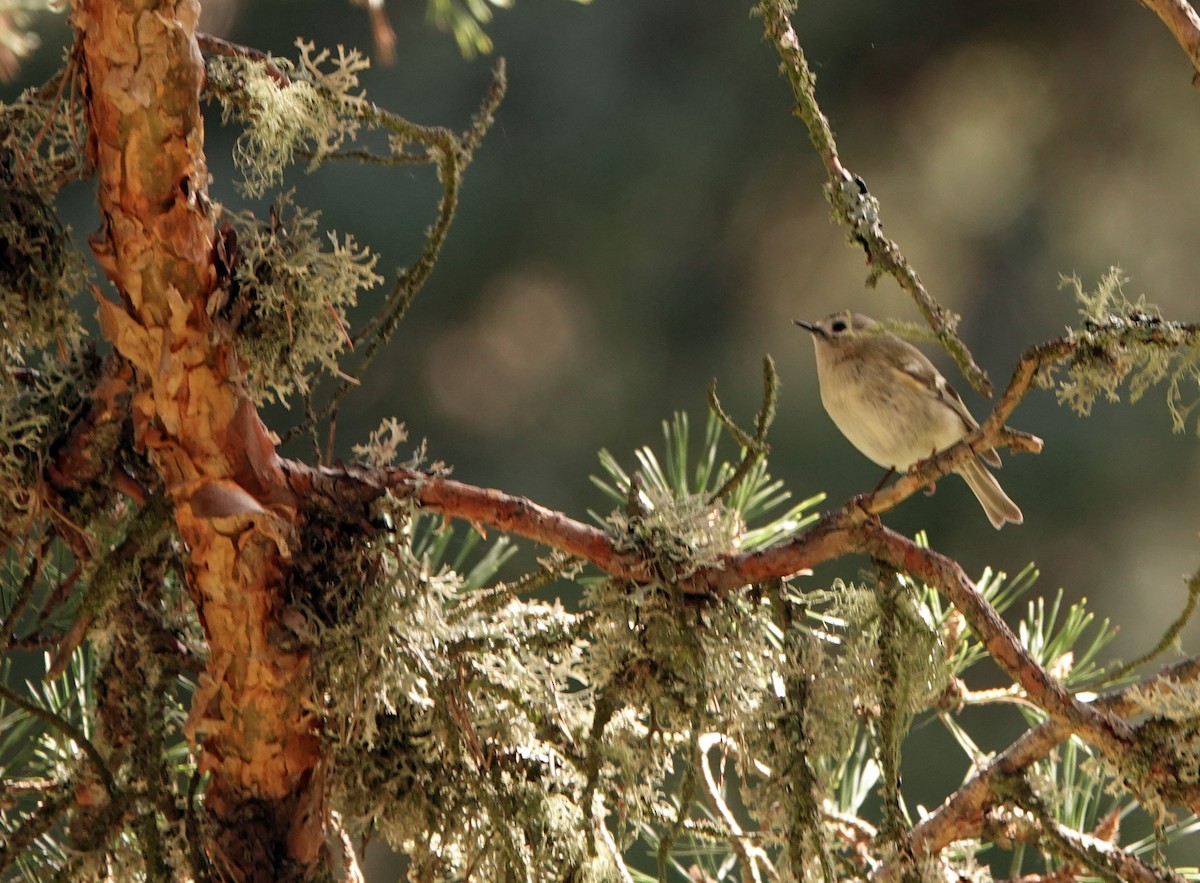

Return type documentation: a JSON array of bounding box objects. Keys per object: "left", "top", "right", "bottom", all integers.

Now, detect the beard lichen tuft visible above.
[
  {"left": 0, "top": 342, "right": 105, "bottom": 536},
  {"left": 1055, "top": 269, "right": 1200, "bottom": 433},
  {"left": 605, "top": 483, "right": 741, "bottom": 584},
  {"left": 1, "top": 73, "right": 88, "bottom": 350},
  {"left": 0, "top": 182, "right": 85, "bottom": 350},
  {"left": 213, "top": 197, "right": 381, "bottom": 405},
  {"left": 206, "top": 41, "right": 369, "bottom": 198},
  {"left": 295, "top": 494, "right": 594, "bottom": 879}
]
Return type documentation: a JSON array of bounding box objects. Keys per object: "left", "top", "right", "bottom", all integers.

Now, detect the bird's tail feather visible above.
[{"left": 956, "top": 458, "right": 1023, "bottom": 529}]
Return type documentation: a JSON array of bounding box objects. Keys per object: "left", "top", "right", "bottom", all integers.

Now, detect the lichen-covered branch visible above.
[
  {"left": 891, "top": 655, "right": 1200, "bottom": 875},
  {"left": 984, "top": 802, "right": 1186, "bottom": 883},
  {"left": 304, "top": 466, "right": 1113, "bottom": 762},
  {"left": 282, "top": 313, "right": 1200, "bottom": 814},
  {"left": 754, "top": 0, "right": 994, "bottom": 396},
  {"left": 849, "top": 519, "right": 1136, "bottom": 762}
]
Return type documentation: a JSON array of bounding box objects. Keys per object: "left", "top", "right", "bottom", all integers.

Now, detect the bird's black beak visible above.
[{"left": 793, "top": 319, "right": 822, "bottom": 337}]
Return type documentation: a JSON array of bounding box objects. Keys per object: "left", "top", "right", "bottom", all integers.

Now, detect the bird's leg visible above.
[
  {"left": 849, "top": 466, "right": 896, "bottom": 520},
  {"left": 911, "top": 448, "right": 939, "bottom": 496},
  {"left": 871, "top": 465, "right": 897, "bottom": 496}
]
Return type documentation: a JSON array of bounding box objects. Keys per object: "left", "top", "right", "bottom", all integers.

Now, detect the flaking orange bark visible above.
[{"left": 76, "top": 0, "right": 325, "bottom": 873}]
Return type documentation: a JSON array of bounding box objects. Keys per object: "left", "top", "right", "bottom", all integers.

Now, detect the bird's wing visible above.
[{"left": 897, "top": 353, "right": 1003, "bottom": 468}]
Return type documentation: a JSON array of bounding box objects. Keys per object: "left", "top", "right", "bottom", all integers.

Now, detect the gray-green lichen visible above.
[
  {"left": 206, "top": 41, "right": 370, "bottom": 198},
  {"left": 287, "top": 493, "right": 591, "bottom": 880},
  {"left": 215, "top": 198, "right": 381, "bottom": 404},
  {"left": 1055, "top": 269, "right": 1200, "bottom": 434},
  {"left": 1, "top": 82, "right": 88, "bottom": 350},
  {"left": 0, "top": 343, "right": 99, "bottom": 538}
]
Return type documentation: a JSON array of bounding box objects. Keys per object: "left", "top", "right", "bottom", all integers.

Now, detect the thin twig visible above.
[
  {"left": 852, "top": 518, "right": 1135, "bottom": 762},
  {"left": 0, "top": 531, "right": 52, "bottom": 656},
  {"left": 331, "top": 811, "right": 366, "bottom": 883},
  {"left": 48, "top": 495, "right": 174, "bottom": 678},
  {"left": 0, "top": 780, "right": 74, "bottom": 877},
  {"left": 1138, "top": 0, "right": 1200, "bottom": 80},
  {"left": 591, "top": 791, "right": 637, "bottom": 883},
  {"left": 706, "top": 356, "right": 777, "bottom": 504},
  {"left": 754, "top": 0, "right": 993, "bottom": 395},
  {"left": 282, "top": 61, "right": 507, "bottom": 445},
  {"left": 1108, "top": 564, "right": 1200, "bottom": 681}
]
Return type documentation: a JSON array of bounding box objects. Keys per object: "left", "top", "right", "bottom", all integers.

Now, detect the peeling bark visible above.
[{"left": 75, "top": 0, "right": 324, "bottom": 876}]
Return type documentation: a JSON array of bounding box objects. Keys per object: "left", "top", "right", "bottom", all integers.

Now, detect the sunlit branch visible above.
[
  {"left": 900, "top": 655, "right": 1200, "bottom": 867},
  {"left": 754, "top": 0, "right": 993, "bottom": 396},
  {"left": 1139, "top": 0, "right": 1200, "bottom": 79},
  {"left": 983, "top": 803, "right": 1187, "bottom": 883}
]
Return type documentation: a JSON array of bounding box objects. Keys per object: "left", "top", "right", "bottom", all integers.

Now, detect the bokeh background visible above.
[{"left": 6, "top": 0, "right": 1200, "bottom": 874}]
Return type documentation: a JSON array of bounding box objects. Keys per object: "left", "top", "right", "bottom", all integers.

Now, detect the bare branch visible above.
[{"left": 1139, "top": 0, "right": 1200, "bottom": 79}]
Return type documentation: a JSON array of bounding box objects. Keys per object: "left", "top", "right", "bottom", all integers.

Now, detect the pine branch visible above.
[
  {"left": 900, "top": 655, "right": 1200, "bottom": 868},
  {"left": 0, "top": 682, "right": 117, "bottom": 799}
]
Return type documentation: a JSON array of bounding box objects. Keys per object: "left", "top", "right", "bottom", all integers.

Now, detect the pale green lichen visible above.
[
  {"left": 350, "top": 417, "right": 409, "bottom": 469},
  {"left": 1055, "top": 269, "right": 1200, "bottom": 434},
  {"left": 1127, "top": 676, "right": 1200, "bottom": 720},
  {"left": 207, "top": 41, "right": 370, "bottom": 198},
  {"left": 1, "top": 83, "right": 88, "bottom": 350},
  {"left": 292, "top": 493, "right": 592, "bottom": 880},
  {"left": 0, "top": 343, "right": 98, "bottom": 537},
  {"left": 604, "top": 487, "right": 734, "bottom": 585},
  {"left": 218, "top": 197, "right": 381, "bottom": 404},
  {"left": 278, "top": 406, "right": 1188, "bottom": 879}
]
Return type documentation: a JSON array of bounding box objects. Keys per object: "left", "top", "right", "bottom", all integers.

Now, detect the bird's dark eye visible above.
[{"left": 830, "top": 319, "right": 847, "bottom": 333}]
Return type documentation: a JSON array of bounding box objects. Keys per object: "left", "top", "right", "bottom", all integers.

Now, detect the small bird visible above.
[{"left": 794, "top": 312, "right": 1022, "bottom": 529}]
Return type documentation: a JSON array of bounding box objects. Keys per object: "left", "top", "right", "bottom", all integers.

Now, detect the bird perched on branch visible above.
[{"left": 794, "top": 312, "right": 1022, "bottom": 529}]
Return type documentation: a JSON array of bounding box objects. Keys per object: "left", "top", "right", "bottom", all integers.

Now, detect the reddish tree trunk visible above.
[{"left": 76, "top": 0, "right": 325, "bottom": 875}]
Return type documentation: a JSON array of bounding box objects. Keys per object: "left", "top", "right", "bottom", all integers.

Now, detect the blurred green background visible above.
[{"left": 6, "top": 0, "right": 1200, "bottom": 873}]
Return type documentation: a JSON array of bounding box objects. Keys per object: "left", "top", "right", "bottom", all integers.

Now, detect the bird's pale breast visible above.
[{"left": 816, "top": 354, "right": 967, "bottom": 470}]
